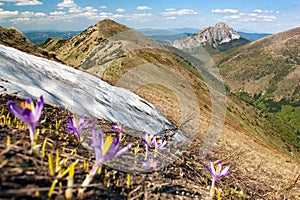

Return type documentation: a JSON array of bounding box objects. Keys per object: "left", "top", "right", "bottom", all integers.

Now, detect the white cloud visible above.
[
  {"left": 57, "top": 0, "right": 76, "bottom": 8},
  {"left": 50, "top": 11, "right": 65, "bottom": 16},
  {"left": 20, "top": 11, "right": 34, "bottom": 17},
  {"left": 15, "top": 0, "right": 42, "bottom": 6},
  {"left": 137, "top": 6, "right": 151, "bottom": 10},
  {"left": 253, "top": 9, "right": 263, "bottom": 13},
  {"left": 237, "top": 13, "right": 277, "bottom": 22},
  {"left": 224, "top": 15, "right": 240, "bottom": 19},
  {"left": 127, "top": 13, "right": 153, "bottom": 22},
  {"left": 10, "top": 17, "right": 30, "bottom": 22},
  {"left": 35, "top": 12, "right": 46, "bottom": 17},
  {"left": 132, "top": 13, "right": 152, "bottom": 17},
  {"left": 0, "top": 0, "right": 42, "bottom": 6},
  {"left": 62, "top": 6, "right": 99, "bottom": 20},
  {"left": 253, "top": 9, "right": 279, "bottom": 14},
  {"left": 0, "top": 7, "right": 48, "bottom": 23},
  {"left": 257, "top": 15, "right": 276, "bottom": 21},
  {"left": 69, "top": 7, "right": 81, "bottom": 13},
  {"left": 166, "top": 16, "right": 176, "bottom": 20},
  {"left": 116, "top": 8, "right": 125, "bottom": 13},
  {"left": 211, "top": 8, "right": 239, "bottom": 14},
  {"left": 249, "top": 13, "right": 258, "bottom": 17},
  {"left": 66, "top": 5, "right": 97, "bottom": 15},
  {"left": 165, "top": 8, "right": 176, "bottom": 12},
  {"left": 161, "top": 8, "right": 198, "bottom": 16},
  {"left": 99, "top": 12, "right": 113, "bottom": 17},
  {"left": 18, "top": 11, "right": 46, "bottom": 18},
  {"left": 211, "top": 8, "right": 279, "bottom": 23},
  {"left": 0, "top": 9, "right": 19, "bottom": 18},
  {"left": 99, "top": 6, "right": 107, "bottom": 9}
]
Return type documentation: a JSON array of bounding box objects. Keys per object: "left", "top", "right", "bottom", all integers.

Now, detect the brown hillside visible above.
[{"left": 0, "top": 27, "right": 62, "bottom": 63}]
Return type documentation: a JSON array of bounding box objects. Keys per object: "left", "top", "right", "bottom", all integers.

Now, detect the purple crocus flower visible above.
[
  {"left": 154, "top": 136, "right": 167, "bottom": 150},
  {"left": 142, "top": 157, "right": 158, "bottom": 171},
  {"left": 205, "top": 160, "right": 231, "bottom": 197},
  {"left": 112, "top": 122, "right": 124, "bottom": 134},
  {"left": 65, "top": 115, "right": 90, "bottom": 140},
  {"left": 6, "top": 96, "right": 44, "bottom": 146},
  {"left": 79, "top": 123, "right": 131, "bottom": 195},
  {"left": 142, "top": 132, "right": 155, "bottom": 160},
  {"left": 90, "top": 123, "right": 131, "bottom": 175}
]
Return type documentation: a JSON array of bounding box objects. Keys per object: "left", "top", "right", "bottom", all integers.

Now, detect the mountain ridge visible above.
[{"left": 40, "top": 19, "right": 131, "bottom": 68}]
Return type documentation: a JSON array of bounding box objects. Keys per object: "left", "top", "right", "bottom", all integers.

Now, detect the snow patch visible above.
[{"left": 0, "top": 44, "right": 187, "bottom": 141}]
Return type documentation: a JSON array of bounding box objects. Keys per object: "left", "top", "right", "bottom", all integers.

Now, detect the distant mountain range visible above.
[
  {"left": 22, "top": 27, "right": 270, "bottom": 45},
  {"left": 137, "top": 27, "right": 271, "bottom": 44},
  {"left": 237, "top": 31, "right": 271, "bottom": 41},
  {"left": 23, "top": 30, "right": 81, "bottom": 45}
]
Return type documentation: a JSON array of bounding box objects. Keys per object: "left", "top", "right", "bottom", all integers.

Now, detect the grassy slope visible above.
[
  {"left": 213, "top": 27, "right": 300, "bottom": 155},
  {"left": 214, "top": 27, "right": 300, "bottom": 101}
]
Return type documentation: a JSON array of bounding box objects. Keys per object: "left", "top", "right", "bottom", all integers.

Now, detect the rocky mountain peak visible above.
[
  {"left": 170, "top": 22, "right": 248, "bottom": 52},
  {"left": 201, "top": 22, "right": 241, "bottom": 43}
]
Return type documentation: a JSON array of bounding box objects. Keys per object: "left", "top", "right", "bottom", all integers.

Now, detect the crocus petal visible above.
[
  {"left": 112, "top": 122, "right": 124, "bottom": 133},
  {"left": 142, "top": 132, "right": 155, "bottom": 147},
  {"left": 81, "top": 119, "right": 91, "bottom": 129},
  {"left": 78, "top": 115, "right": 84, "bottom": 123},
  {"left": 142, "top": 157, "right": 158, "bottom": 170},
  {"left": 7, "top": 101, "right": 25, "bottom": 121},
  {"left": 221, "top": 165, "right": 230, "bottom": 176},
  {"left": 142, "top": 132, "right": 150, "bottom": 144},
  {"left": 103, "top": 135, "right": 115, "bottom": 155},
  {"left": 92, "top": 123, "right": 103, "bottom": 160},
  {"left": 216, "top": 161, "right": 222, "bottom": 173},
  {"left": 24, "top": 98, "right": 33, "bottom": 108},
  {"left": 94, "top": 131, "right": 103, "bottom": 161},
  {"left": 209, "top": 160, "right": 216, "bottom": 175},
  {"left": 103, "top": 136, "right": 120, "bottom": 159},
  {"left": 114, "top": 143, "right": 132, "bottom": 157},
  {"left": 70, "top": 116, "right": 77, "bottom": 127},
  {"left": 22, "top": 108, "right": 33, "bottom": 119},
  {"left": 154, "top": 136, "right": 167, "bottom": 149},
  {"left": 34, "top": 96, "right": 44, "bottom": 121},
  {"left": 66, "top": 115, "right": 90, "bottom": 139}
]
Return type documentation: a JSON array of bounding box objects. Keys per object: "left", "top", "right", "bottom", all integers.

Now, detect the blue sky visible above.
[{"left": 0, "top": 0, "right": 299, "bottom": 33}]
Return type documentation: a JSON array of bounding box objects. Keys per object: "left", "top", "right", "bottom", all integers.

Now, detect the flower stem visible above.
[
  {"left": 144, "top": 145, "right": 148, "bottom": 160},
  {"left": 210, "top": 179, "right": 216, "bottom": 198},
  {"left": 78, "top": 162, "right": 102, "bottom": 197},
  {"left": 29, "top": 126, "right": 36, "bottom": 146}
]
